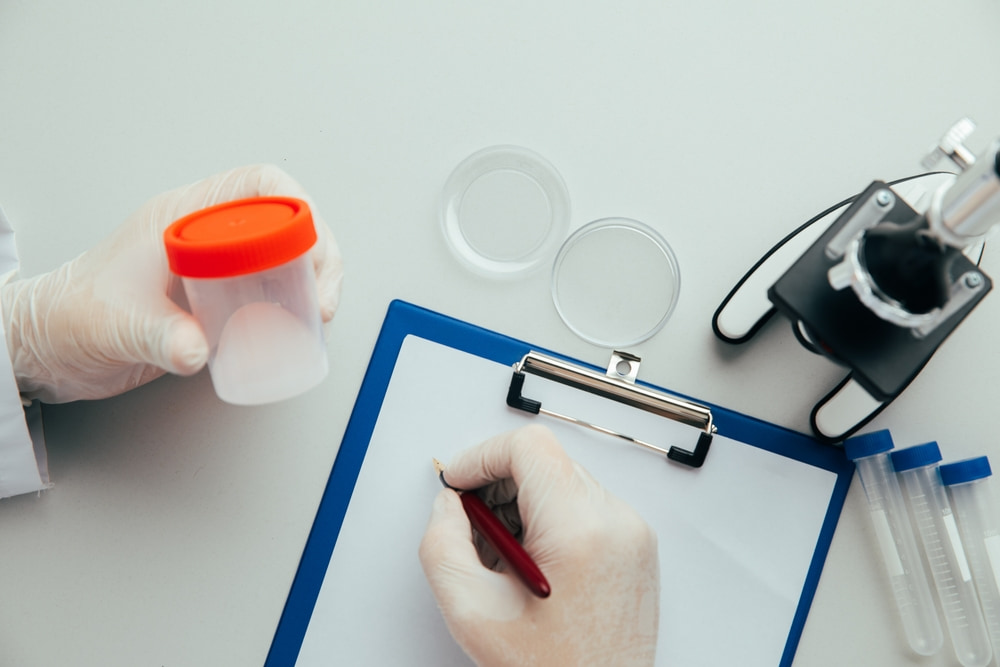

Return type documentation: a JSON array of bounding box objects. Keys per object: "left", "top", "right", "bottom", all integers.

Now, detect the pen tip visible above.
[{"left": 433, "top": 458, "right": 456, "bottom": 490}]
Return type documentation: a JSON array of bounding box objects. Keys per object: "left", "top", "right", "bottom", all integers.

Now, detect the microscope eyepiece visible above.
[{"left": 930, "top": 139, "right": 1000, "bottom": 247}]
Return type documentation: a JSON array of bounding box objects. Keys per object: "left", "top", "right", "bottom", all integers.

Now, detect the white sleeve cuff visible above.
[
  {"left": 0, "top": 338, "right": 50, "bottom": 499},
  {"left": 0, "top": 204, "right": 49, "bottom": 499}
]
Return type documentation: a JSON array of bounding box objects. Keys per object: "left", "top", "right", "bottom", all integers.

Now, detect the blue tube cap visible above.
[
  {"left": 940, "top": 457, "right": 992, "bottom": 486},
  {"left": 843, "top": 430, "right": 894, "bottom": 461},
  {"left": 890, "top": 442, "right": 942, "bottom": 472}
]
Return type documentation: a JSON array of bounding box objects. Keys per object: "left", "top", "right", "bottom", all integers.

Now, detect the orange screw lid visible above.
[{"left": 164, "top": 197, "right": 317, "bottom": 278}]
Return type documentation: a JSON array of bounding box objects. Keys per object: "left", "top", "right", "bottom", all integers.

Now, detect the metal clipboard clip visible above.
[{"left": 506, "top": 350, "right": 716, "bottom": 468}]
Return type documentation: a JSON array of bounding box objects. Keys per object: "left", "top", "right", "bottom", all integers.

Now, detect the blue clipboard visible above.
[{"left": 267, "top": 300, "right": 854, "bottom": 666}]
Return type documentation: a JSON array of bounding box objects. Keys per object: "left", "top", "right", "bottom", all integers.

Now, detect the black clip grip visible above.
[
  {"left": 507, "top": 369, "right": 713, "bottom": 469},
  {"left": 666, "top": 431, "right": 713, "bottom": 468},
  {"left": 506, "top": 371, "right": 540, "bottom": 414}
]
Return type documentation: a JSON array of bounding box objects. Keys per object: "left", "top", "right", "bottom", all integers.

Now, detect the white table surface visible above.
[{"left": 2, "top": 2, "right": 1000, "bottom": 665}]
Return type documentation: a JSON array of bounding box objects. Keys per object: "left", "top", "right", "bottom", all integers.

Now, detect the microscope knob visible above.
[{"left": 921, "top": 117, "right": 977, "bottom": 171}]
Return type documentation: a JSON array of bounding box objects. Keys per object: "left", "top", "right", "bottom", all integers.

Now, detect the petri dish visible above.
[
  {"left": 551, "top": 217, "right": 681, "bottom": 347},
  {"left": 441, "top": 145, "right": 570, "bottom": 279}
]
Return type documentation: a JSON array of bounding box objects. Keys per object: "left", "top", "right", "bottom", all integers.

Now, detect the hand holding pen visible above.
[
  {"left": 433, "top": 457, "right": 551, "bottom": 598},
  {"left": 419, "top": 424, "right": 661, "bottom": 667}
]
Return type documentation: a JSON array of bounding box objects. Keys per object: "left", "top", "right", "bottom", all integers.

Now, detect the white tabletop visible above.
[{"left": 2, "top": 2, "right": 1000, "bottom": 665}]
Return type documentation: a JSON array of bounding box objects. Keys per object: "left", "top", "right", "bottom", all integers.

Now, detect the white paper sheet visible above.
[{"left": 296, "top": 335, "right": 839, "bottom": 666}]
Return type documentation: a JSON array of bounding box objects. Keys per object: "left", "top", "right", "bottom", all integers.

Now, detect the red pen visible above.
[{"left": 433, "top": 458, "right": 551, "bottom": 599}]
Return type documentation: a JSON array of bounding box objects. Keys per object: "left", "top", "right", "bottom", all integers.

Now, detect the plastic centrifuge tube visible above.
[
  {"left": 844, "top": 430, "right": 943, "bottom": 656},
  {"left": 940, "top": 457, "right": 1000, "bottom": 661},
  {"left": 892, "top": 442, "right": 993, "bottom": 667}
]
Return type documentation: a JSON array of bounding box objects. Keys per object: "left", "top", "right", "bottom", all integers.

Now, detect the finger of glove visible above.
[
  {"left": 226, "top": 164, "right": 343, "bottom": 320},
  {"left": 445, "top": 425, "right": 573, "bottom": 489},
  {"left": 162, "top": 312, "right": 209, "bottom": 375},
  {"left": 119, "top": 303, "right": 208, "bottom": 376},
  {"left": 419, "top": 489, "right": 526, "bottom": 621},
  {"left": 444, "top": 425, "right": 577, "bottom": 525},
  {"left": 310, "top": 221, "right": 343, "bottom": 323},
  {"left": 174, "top": 165, "right": 343, "bottom": 322},
  {"left": 85, "top": 244, "right": 209, "bottom": 376}
]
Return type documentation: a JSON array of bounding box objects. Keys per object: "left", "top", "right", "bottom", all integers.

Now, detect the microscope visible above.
[{"left": 713, "top": 120, "right": 1000, "bottom": 443}]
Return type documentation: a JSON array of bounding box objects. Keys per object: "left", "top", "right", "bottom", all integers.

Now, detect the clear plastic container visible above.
[
  {"left": 940, "top": 457, "right": 1000, "bottom": 662},
  {"left": 844, "top": 430, "right": 943, "bottom": 656},
  {"left": 440, "top": 145, "right": 570, "bottom": 279},
  {"left": 892, "top": 442, "right": 993, "bottom": 667},
  {"left": 164, "top": 196, "right": 328, "bottom": 405},
  {"left": 550, "top": 217, "right": 680, "bottom": 348}
]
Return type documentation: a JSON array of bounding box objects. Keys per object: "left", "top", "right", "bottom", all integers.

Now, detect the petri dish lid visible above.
[
  {"left": 441, "top": 145, "right": 570, "bottom": 279},
  {"left": 551, "top": 217, "right": 681, "bottom": 347}
]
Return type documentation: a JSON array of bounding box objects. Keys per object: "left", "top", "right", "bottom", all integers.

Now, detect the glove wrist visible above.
[{"left": 0, "top": 273, "right": 58, "bottom": 400}]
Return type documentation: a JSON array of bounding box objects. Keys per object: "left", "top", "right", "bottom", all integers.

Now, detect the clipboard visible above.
[{"left": 267, "top": 300, "right": 854, "bottom": 666}]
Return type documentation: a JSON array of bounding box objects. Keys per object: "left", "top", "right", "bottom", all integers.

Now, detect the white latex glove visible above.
[
  {"left": 419, "top": 424, "right": 660, "bottom": 667},
  {"left": 0, "top": 164, "right": 343, "bottom": 403}
]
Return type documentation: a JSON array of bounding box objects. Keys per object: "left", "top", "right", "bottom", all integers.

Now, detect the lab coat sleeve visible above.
[{"left": 0, "top": 204, "right": 51, "bottom": 499}]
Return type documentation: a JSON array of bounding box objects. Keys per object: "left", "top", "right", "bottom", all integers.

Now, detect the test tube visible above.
[
  {"left": 844, "top": 430, "right": 943, "bottom": 656},
  {"left": 940, "top": 457, "right": 1000, "bottom": 661},
  {"left": 892, "top": 442, "right": 993, "bottom": 667}
]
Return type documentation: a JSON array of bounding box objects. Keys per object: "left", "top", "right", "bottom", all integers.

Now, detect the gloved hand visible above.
[
  {"left": 419, "top": 424, "right": 660, "bottom": 667},
  {"left": 0, "top": 164, "right": 343, "bottom": 403}
]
